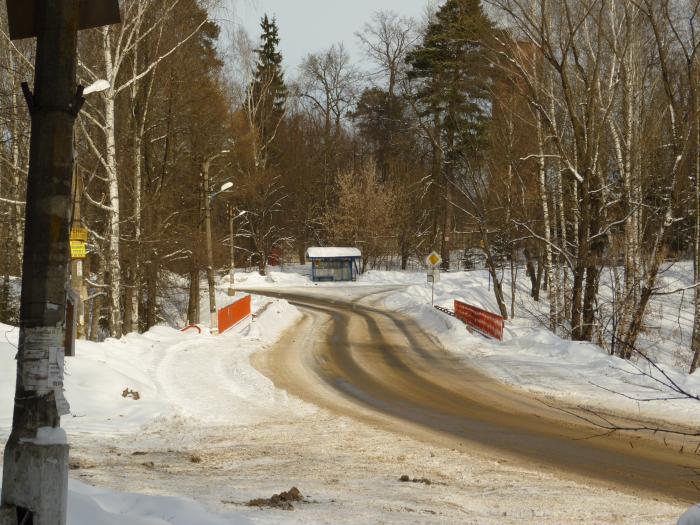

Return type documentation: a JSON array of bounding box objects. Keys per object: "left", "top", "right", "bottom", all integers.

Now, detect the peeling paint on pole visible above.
[{"left": 20, "top": 327, "right": 70, "bottom": 416}]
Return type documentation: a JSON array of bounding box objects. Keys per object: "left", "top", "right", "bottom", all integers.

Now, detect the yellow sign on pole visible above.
[
  {"left": 426, "top": 251, "right": 442, "bottom": 268},
  {"left": 70, "top": 241, "right": 86, "bottom": 259},
  {"left": 70, "top": 227, "right": 88, "bottom": 242}
]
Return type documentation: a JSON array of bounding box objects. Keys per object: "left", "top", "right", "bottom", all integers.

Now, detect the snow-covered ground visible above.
[
  {"left": 0, "top": 267, "right": 696, "bottom": 523},
  {"left": 0, "top": 295, "right": 306, "bottom": 524}
]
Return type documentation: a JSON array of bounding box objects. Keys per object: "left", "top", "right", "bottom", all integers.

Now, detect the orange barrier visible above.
[
  {"left": 218, "top": 295, "right": 252, "bottom": 334},
  {"left": 454, "top": 300, "right": 504, "bottom": 341}
]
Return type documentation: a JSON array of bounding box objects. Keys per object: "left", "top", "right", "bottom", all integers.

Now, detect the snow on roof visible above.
[{"left": 306, "top": 247, "right": 361, "bottom": 259}]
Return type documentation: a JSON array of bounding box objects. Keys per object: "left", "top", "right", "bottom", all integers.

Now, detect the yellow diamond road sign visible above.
[{"left": 426, "top": 251, "right": 442, "bottom": 268}]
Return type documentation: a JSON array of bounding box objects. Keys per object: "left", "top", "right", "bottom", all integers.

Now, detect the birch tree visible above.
[{"left": 79, "top": 0, "right": 210, "bottom": 337}]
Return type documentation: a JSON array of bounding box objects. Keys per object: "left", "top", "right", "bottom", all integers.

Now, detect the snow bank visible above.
[
  {"left": 679, "top": 505, "right": 700, "bottom": 525},
  {"left": 0, "top": 295, "right": 309, "bottom": 438},
  {"left": 0, "top": 294, "right": 309, "bottom": 523}
]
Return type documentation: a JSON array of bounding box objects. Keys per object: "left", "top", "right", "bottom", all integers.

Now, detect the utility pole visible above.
[
  {"left": 1, "top": 2, "right": 120, "bottom": 524},
  {"left": 201, "top": 156, "right": 218, "bottom": 334},
  {"left": 200, "top": 150, "right": 230, "bottom": 333},
  {"left": 1, "top": 3, "right": 80, "bottom": 524},
  {"left": 69, "top": 172, "right": 87, "bottom": 342},
  {"left": 228, "top": 203, "right": 236, "bottom": 296}
]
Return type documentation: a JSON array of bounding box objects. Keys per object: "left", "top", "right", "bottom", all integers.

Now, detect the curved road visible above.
[{"left": 247, "top": 286, "right": 700, "bottom": 504}]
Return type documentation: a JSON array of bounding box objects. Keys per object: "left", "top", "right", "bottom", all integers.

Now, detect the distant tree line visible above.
[{"left": 1, "top": 0, "right": 700, "bottom": 372}]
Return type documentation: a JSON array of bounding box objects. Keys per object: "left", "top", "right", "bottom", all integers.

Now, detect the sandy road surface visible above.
[{"left": 247, "top": 286, "right": 700, "bottom": 504}]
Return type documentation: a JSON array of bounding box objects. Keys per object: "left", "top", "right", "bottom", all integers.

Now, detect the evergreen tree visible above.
[
  {"left": 405, "top": 0, "right": 495, "bottom": 268},
  {"left": 250, "top": 14, "right": 287, "bottom": 153},
  {"left": 406, "top": 0, "right": 494, "bottom": 157},
  {"left": 351, "top": 87, "right": 410, "bottom": 180}
]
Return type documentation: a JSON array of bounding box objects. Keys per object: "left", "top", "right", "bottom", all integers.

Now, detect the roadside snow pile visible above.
[
  {"left": 0, "top": 295, "right": 309, "bottom": 440},
  {"left": 225, "top": 269, "right": 312, "bottom": 288},
  {"left": 679, "top": 505, "right": 700, "bottom": 525},
  {"left": 0, "top": 295, "right": 308, "bottom": 523}
]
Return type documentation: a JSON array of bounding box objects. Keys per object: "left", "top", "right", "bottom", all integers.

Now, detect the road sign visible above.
[
  {"left": 70, "top": 241, "right": 86, "bottom": 259},
  {"left": 6, "top": 0, "right": 121, "bottom": 40},
  {"left": 70, "top": 227, "right": 88, "bottom": 242},
  {"left": 426, "top": 251, "right": 442, "bottom": 268}
]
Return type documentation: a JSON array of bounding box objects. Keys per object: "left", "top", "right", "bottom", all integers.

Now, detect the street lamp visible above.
[
  {"left": 227, "top": 208, "right": 247, "bottom": 296},
  {"left": 83, "top": 79, "right": 110, "bottom": 95},
  {"left": 201, "top": 150, "right": 231, "bottom": 334}
]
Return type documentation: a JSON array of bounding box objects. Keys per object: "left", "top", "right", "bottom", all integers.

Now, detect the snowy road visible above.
[{"left": 247, "top": 286, "right": 700, "bottom": 504}]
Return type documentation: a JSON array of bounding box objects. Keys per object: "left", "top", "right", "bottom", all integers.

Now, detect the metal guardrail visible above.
[
  {"left": 434, "top": 303, "right": 504, "bottom": 341},
  {"left": 434, "top": 305, "right": 455, "bottom": 317}
]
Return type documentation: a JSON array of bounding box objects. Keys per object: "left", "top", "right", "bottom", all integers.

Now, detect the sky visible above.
[{"left": 216, "top": 0, "right": 432, "bottom": 76}]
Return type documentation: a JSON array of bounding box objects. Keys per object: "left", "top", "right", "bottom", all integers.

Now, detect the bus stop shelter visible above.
[{"left": 306, "top": 247, "right": 362, "bottom": 282}]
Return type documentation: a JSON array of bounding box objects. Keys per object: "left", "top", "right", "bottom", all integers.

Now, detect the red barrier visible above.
[
  {"left": 181, "top": 325, "right": 202, "bottom": 334},
  {"left": 218, "top": 295, "right": 252, "bottom": 334},
  {"left": 454, "top": 300, "right": 504, "bottom": 341}
]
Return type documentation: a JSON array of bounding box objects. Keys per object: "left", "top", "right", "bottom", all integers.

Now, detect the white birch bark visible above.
[
  {"left": 80, "top": 1, "right": 208, "bottom": 336},
  {"left": 536, "top": 107, "right": 556, "bottom": 332},
  {"left": 102, "top": 27, "right": 123, "bottom": 337}
]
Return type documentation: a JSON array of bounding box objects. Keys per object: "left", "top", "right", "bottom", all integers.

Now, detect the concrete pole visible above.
[
  {"left": 228, "top": 204, "right": 236, "bottom": 296},
  {"left": 201, "top": 158, "right": 218, "bottom": 334},
  {"left": 1, "top": 1, "right": 81, "bottom": 524}
]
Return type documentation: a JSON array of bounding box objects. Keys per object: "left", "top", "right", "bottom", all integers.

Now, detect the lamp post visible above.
[
  {"left": 201, "top": 151, "right": 230, "bottom": 334},
  {"left": 227, "top": 207, "right": 246, "bottom": 296}
]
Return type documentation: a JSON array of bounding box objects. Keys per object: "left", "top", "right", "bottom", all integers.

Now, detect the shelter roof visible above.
[{"left": 306, "top": 247, "right": 361, "bottom": 259}]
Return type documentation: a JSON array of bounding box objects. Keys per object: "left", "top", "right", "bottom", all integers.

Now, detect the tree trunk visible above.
[
  {"left": 187, "top": 264, "right": 200, "bottom": 326},
  {"left": 146, "top": 258, "right": 158, "bottom": 330},
  {"left": 524, "top": 248, "right": 538, "bottom": 300},
  {"left": 536, "top": 108, "right": 556, "bottom": 328},
  {"left": 441, "top": 183, "right": 453, "bottom": 272},
  {"left": 481, "top": 227, "right": 508, "bottom": 320},
  {"left": 571, "top": 178, "right": 588, "bottom": 341},
  {"left": 102, "top": 29, "right": 123, "bottom": 338}
]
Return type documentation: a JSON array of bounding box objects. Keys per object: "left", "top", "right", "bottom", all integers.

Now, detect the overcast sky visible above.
[{"left": 216, "top": 0, "right": 432, "bottom": 76}]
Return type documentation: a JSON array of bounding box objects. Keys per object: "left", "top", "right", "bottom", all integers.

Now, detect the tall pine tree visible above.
[
  {"left": 406, "top": 0, "right": 493, "bottom": 154},
  {"left": 249, "top": 14, "right": 287, "bottom": 161},
  {"left": 406, "top": 0, "right": 495, "bottom": 268}
]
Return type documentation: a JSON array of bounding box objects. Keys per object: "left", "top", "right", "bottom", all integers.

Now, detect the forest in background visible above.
[{"left": 0, "top": 0, "right": 700, "bottom": 372}]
